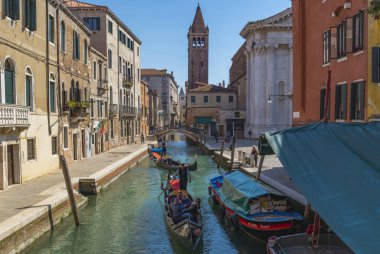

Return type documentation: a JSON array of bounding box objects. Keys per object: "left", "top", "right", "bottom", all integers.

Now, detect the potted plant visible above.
[{"left": 369, "top": 0, "right": 380, "bottom": 19}]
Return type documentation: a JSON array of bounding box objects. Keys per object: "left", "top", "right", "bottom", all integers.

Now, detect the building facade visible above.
[
  {"left": 67, "top": 0, "right": 142, "bottom": 146},
  {"left": 148, "top": 89, "right": 160, "bottom": 133},
  {"left": 188, "top": 4, "right": 209, "bottom": 90},
  {"left": 229, "top": 42, "right": 247, "bottom": 111},
  {"left": 140, "top": 80, "right": 149, "bottom": 136},
  {"left": 178, "top": 87, "right": 186, "bottom": 124},
  {"left": 141, "top": 69, "right": 179, "bottom": 126},
  {"left": 241, "top": 8, "right": 293, "bottom": 137},
  {"left": 292, "top": 1, "right": 378, "bottom": 124},
  {"left": 186, "top": 83, "right": 245, "bottom": 138}
]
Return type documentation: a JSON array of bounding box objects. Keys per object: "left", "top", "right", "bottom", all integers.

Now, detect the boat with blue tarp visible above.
[{"left": 208, "top": 170, "right": 303, "bottom": 240}]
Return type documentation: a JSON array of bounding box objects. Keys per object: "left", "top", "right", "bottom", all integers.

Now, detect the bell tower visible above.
[{"left": 188, "top": 3, "right": 209, "bottom": 90}]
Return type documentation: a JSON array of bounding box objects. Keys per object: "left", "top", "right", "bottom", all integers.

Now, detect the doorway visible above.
[
  {"left": 7, "top": 145, "right": 14, "bottom": 185},
  {"left": 81, "top": 130, "right": 86, "bottom": 158},
  {"left": 73, "top": 133, "right": 78, "bottom": 160},
  {"left": 95, "top": 133, "right": 99, "bottom": 154}
]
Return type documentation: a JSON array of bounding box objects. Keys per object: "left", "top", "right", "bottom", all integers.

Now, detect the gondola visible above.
[
  {"left": 148, "top": 146, "right": 197, "bottom": 171},
  {"left": 162, "top": 173, "right": 203, "bottom": 249}
]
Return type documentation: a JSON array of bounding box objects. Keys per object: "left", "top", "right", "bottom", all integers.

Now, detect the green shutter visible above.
[
  {"left": 29, "top": 0, "right": 36, "bottom": 31},
  {"left": 50, "top": 82, "right": 56, "bottom": 112},
  {"left": 12, "top": 0, "right": 20, "bottom": 20},
  {"left": 25, "top": 0, "right": 30, "bottom": 27},
  {"left": 78, "top": 34, "right": 80, "bottom": 60},
  {"left": 26, "top": 77, "right": 31, "bottom": 107},
  {"left": 372, "top": 47, "right": 380, "bottom": 83},
  {"left": 359, "top": 81, "right": 365, "bottom": 120},
  {"left": 5, "top": 70, "right": 14, "bottom": 104},
  {"left": 73, "top": 31, "right": 76, "bottom": 58}
]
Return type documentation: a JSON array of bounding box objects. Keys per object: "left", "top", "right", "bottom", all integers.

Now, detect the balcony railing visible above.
[
  {"left": 0, "top": 104, "right": 30, "bottom": 128},
  {"left": 109, "top": 103, "right": 118, "bottom": 117},
  {"left": 122, "top": 76, "right": 133, "bottom": 89},
  {"left": 97, "top": 79, "right": 109, "bottom": 95},
  {"left": 119, "top": 105, "right": 136, "bottom": 117}
]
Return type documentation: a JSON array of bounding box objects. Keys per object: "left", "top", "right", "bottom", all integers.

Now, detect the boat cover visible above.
[
  {"left": 266, "top": 122, "right": 380, "bottom": 254},
  {"left": 219, "top": 170, "right": 283, "bottom": 215},
  {"left": 152, "top": 152, "right": 162, "bottom": 160},
  {"left": 150, "top": 148, "right": 163, "bottom": 153}
]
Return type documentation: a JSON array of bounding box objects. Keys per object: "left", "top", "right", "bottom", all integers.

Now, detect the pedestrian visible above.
[
  {"left": 175, "top": 164, "right": 191, "bottom": 190},
  {"left": 215, "top": 130, "right": 219, "bottom": 143},
  {"left": 141, "top": 132, "right": 145, "bottom": 144},
  {"left": 248, "top": 130, "right": 252, "bottom": 140},
  {"left": 251, "top": 145, "right": 259, "bottom": 167}
]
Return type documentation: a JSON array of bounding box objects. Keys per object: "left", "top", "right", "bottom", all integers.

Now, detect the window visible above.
[
  {"left": 5, "top": 0, "right": 20, "bottom": 20},
  {"left": 203, "top": 96, "right": 208, "bottom": 103},
  {"left": 110, "top": 119, "right": 114, "bottom": 139},
  {"left": 108, "top": 49, "right": 112, "bottom": 69},
  {"left": 25, "top": 0, "right": 36, "bottom": 31},
  {"left": 335, "top": 83, "right": 347, "bottom": 120},
  {"left": 353, "top": 10, "right": 364, "bottom": 52},
  {"left": 350, "top": 81, "right": 365, "bottom": 120},
  {"left": 337, "top": 21, "right": 346, "bottom": 58},
  {"left": 51, "top": 136, "right": 57, "bottom": 155},
  {"left": 4, "top": 58, "right": 15, "bottom": 104},
  {"left": 83, "top": 17, "right": 100, "bottom": 31},
  {"left": 27, "top": 138, "right": 36, "bottom": 160},
  {"left": 62, "top": 82, "right": 67, "bottom": 111},
  {"left": 229, "top": 95, "right": 234, "bottom": 102},
  {"left": 73, "top": 31, "right": 80, "bottom": 60},
  {"left": 25, "top": 67, "right": 33, "bottom": 110},
  {"left": 119, "top": 56, "right": 122, "bottom": 73},
  {"left": 90, "top": 98, "right": 94, "bottom": 117},
  {"left": 49, "top": 74, "right": 56, "bottom": 113},
  {"left": 323, "top": 30, "right": 330, "bottom": 64},
  {"left": 93, "top": 61, "right": 97, "bottom": 79},
  {"left": 48, "top": 14, "right": 54, "bottom": 43},
  {"left": 216, "top": 95, "right": 221, "bottom": 103},
  {"left": 108, "top": 20, "right": 113, "bottom": 34},
  {"left": 83, "top": 40, "right": 88, "bottom": 64},
  {"left": 235, "top": 112, "right": 240, "bottom": 118},
  {"left": 91, "top": 133, "right": 95, "bottom": 145},
  {"left": 63, "top": 127, "right": 68, "bottom": 149},
  {"left": 60, "top": 21, "right": 66, "bottom": 52},
  {"left": 191, "top": 96, "right": 196, "bottom": 103}
]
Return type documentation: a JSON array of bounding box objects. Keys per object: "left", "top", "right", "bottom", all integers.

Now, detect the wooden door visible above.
[
  {"left": 7, "top": 146, "right": 14, "bottom": 185},
  {"left": 73, "top": 134, "right": 78, "bottom": 160}
]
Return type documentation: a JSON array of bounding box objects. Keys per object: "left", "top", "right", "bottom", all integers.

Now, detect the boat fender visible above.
[
  {"left": 219, "top": 205, "right": 226, "bottom": 218},
  {"left": 230, "top": 214, "right": 240, "bottom": 231},
  {"left": 208, "top": 186, "right": 212, "bottom": 196}
]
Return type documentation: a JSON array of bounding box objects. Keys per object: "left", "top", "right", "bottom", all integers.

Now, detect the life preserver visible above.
[{"left": 230, "top": 214, "right": 240, "bottom": 231}]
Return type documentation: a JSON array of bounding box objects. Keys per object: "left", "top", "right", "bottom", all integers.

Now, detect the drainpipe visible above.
[
  {"left": 56, "top": 3, "right": 62, "bottom": 159},
  {"left": 46, "top": 0, "right": 51, "bottom": 135}
]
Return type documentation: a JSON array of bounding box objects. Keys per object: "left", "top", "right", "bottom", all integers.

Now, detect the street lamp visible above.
[{"left": 267, "top": 93, "right": 293, "bottom": 103}]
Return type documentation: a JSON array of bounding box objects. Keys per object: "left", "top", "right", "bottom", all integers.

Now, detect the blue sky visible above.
[{"left": 86, "top": 0, "right": 291, "bottom": 89}]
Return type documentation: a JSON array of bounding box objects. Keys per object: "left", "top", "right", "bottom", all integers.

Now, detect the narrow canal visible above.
[{"left": 25, "top": 139, "right": 266, "bottom": 254}]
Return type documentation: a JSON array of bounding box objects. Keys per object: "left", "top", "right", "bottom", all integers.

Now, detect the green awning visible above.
[{"left": 195, "top": 117, "right": 212, "bottom": 124}]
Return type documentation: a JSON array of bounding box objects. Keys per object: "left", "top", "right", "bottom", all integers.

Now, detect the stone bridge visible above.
[{"left": 155, "top": 126, "right": 203, "bottom": 142}]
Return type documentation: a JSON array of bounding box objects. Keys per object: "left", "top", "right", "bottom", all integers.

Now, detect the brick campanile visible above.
[{"left": 188, "top": 3, "right": 209, "bottom": 90}]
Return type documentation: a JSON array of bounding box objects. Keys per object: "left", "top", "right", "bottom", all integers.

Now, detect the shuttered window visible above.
[
  {"left": 203, "top": 96, "right": 208, "bottom": 103},
  {"left": 83, "top": 40, "right": 88, "bottom": 64},
  {"left": 337, "top": 21, "right": 346, "bottom": 58},
  {"left": 25, "top": 0, "right": 36, "bottom": 31},
  {"left": 323, "top": 31, "right": 331, "bottom": 63},
  {"left": 191, "top": 96, "right": 195, "bottom": 103},
  {"left": 51, "top": 136, "right": 57, "bottom": 155},
  {"left": 350, "top": 81, "right": 365, "bottom": 120},
  {"left": 108, "top": 20, "right": 113, "bottom": 34},
  {"left": 5, "top": 0, "right": 19, "bottom": 20},
  {"left": 48, "top": 14, "right": 54, "bottom": 43},
  {"left": 353, "top": 10, "right": 364, "bottom": 52},
  {"left": 216, "top": 95, "right": 221, "bottom": 102},
  {"left": 27, "top": 139, "right": 36, "bottom": 160},
  {"left": 229, "top": 96, "right": 234, "bottom": 102},
  {"left": 60, "top": 21, "right": 66, "bottom": 52},
  {"left": 63, "top": 127, "right": 68, "bottom": 149},
  {"left": 108, "top": 49, "right": 112, "bottom": 69},
  {"left": 335, "top": 83, "right": 347, "bottom": 120},
  {"left": 83, "top": 17, "right": 100, "bottom": 31},
  {"left": 73, "top": 31, "right": 80, "bottom": 60},
  {"left": 372, "top": 47, "right": 380, "bottom": 83},
  {"left": 110, "top": 119, "right": 114, "bottom": 139},
  {"left": 49, "top": 81, "right": 56, "bottom": 113}
]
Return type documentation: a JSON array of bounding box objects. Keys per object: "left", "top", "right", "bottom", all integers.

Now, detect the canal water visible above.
[{"left": 25, "top": 139, "right": 266, "bottom": 254}]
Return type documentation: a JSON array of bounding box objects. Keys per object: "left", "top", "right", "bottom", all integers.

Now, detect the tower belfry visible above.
[{"left": 188, "top": 3, "right": 209, "bottom": 90}]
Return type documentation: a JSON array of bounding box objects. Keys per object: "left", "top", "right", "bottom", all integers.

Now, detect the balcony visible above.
[
  {"left": 66, "top": 101, "right": 90, "bottom": 124},
  {"left": 97, "top": 79, "right": 109, "bottom": 95},
  {"left": 0, "top": 104, "right": 30, "bottom": 130},
  {"left": 119, "top": 105, "right": 136, "bottom": 119},
  {"left": 122, "top": 76, "right": 133, "bottom": 89},
  {"left": 109, "top": 103, "right": 118, "bottom": 117}
]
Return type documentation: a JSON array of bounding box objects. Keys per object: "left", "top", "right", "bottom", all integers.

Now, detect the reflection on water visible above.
[{"left": 24, "top": 139, "right": 266, "bottom": 254}]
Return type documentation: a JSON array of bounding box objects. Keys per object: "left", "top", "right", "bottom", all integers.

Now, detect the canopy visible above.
[
  {"left": 266, "top": 122, "right": 380, "bottom": 254},
  {"left": 218, "top": 170, "right": 283, "bottom": 215}
]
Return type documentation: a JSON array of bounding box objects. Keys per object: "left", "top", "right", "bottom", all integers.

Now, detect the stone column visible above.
[{"left": 265, "top": 45, "right": 276, "bottom": 132}]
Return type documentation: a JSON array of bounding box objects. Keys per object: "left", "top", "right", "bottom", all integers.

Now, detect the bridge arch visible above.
[{"left": 155, "top": 129, "right": 201, "bottom": 143}]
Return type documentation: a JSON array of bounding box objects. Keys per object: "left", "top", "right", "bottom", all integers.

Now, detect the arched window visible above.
[
  {"left": 197, "top": 37, "right": 200, "bottom": 47},
  {"left": 109, "top": 86, "right": 113, "bottom": 104},
  {"left": 83, "top": 39, "right": 88, "bottom": 64},
  {"left": 75, "top": 82, "right": 80, "bottom": 102},
  {"left": 25, "top": 67, "right": 33, "bottom": 110},
  {"left": 192, "top": 38, "right": 196, "bottom": 47},
  {"left": 70, "top": 80, "right": 75, "bottom": 101},
  {"left": 4, "top": 58, "right": 15, "bottom": 104},
  {"left": 60, "top": 21, "right": 66, "bottom": 52},
  {"left": 49, "top": 73, "right": 56, "bottom": 113}
]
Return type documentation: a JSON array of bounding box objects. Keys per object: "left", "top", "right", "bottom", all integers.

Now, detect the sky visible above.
[{"left": 85, "top": 0, "right": 291, "bottom": 89}]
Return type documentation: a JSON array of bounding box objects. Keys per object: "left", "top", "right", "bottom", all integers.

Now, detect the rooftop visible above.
[{"left": 189, "top": 84, "right": 235, "bottom": 93}]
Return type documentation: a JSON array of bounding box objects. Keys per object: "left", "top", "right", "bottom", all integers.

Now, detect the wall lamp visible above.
[{"left": 267, "top": 93, "right": 293, "bottom": 103}]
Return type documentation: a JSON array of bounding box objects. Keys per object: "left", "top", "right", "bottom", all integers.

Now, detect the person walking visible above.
[
  {"left": 141, "top": 133, "right": 145, "bottom": 144},
  {"left": 248, "top": 130, "right": 252, "bottom": 140},
  {"left": 251, "top": 145, "right": 259, "bottom": 167}
]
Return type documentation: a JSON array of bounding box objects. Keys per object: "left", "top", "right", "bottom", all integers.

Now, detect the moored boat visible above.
[
  {"left": 149, "top": 146, "right": 197, "bottom": 171},
  {"left": 162, "top": 177, "right": 203, "bottom": 249},
  {"left": 208, "top": 170, "right": 303, "bottom": 240}
]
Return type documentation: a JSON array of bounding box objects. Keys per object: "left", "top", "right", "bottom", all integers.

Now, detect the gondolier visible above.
[{"left": 175, "top": 164, "right": 191, "bottom": 190}]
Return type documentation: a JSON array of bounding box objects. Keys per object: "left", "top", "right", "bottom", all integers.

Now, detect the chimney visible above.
[{"left": 223, "top": 80, "right": 225, "bottom": 88}]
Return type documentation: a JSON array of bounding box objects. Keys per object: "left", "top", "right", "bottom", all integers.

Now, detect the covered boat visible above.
[
  {"left": 209, "top": 170, "right": 303, "bottom": 239},
  {"left": 266, "top": 122, "right": 380, "bottom": 254},
  {"left": 149, "top": 150, "right": 197, "bottom": 171},
  {"left": 162, "top": 177, "right": 203, "bottom": 249}
]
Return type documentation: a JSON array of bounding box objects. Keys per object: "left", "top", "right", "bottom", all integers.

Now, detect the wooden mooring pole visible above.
[
  {"left": 217, "top": 141, "right": 225, "bottom": 169},
  {"left": 256, "top": 155, "right": 265, "bottom": 180},
  {"left": 60, "top": 155, "right": 80, "bottom": 226},
  {"left": 229, "top": 136, "right": 236, "bottom": 172}
]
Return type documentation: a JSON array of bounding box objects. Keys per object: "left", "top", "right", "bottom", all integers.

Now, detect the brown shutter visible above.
[
  {"left": 346, "top": 17, "right": 353, "bottom": 53},
  {"left": 330, "top": 27, "right": 338, "bottom": 59}
]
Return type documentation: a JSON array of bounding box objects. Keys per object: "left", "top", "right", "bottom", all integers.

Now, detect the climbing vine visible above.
[{"left": 368, "top": 0, "right": 380, "bottom": 19}]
